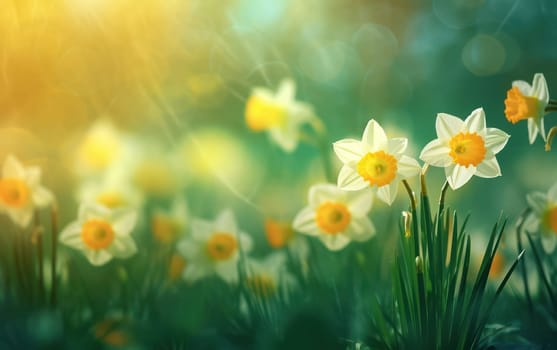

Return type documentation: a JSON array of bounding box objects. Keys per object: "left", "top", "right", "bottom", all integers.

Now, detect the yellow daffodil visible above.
[
  {"left": 524, "top": 183, "right": 557, "bottom": 253},
  {"left": 0, "top": 154, "right": 53, "bottom": 228},
  {"left": 59, "top": 203, "right": 138, "bottom": 266},
  {"left": 333, "top": 119, "right": 421, "bottom": 205},
  {"left": 76, "top": 173, "right": 144, "bottom": 210},
  {"left": 420, "top": 108, "right": 509, "bottom": 190},
  {"left": 293, "top": 183, "right": 375, "bottom": 251},
  {"left": 504, "top": 73, "right": 549, "bottom": 144},
  {"left": 245, "top": 79, "right": 317, "bottom": 152},
  {"left": 177, "top": 209, "right": 252, "bottom": 284},
  {"left": 151, "top": 196, "right": 189, "bottom": 244},
  {"left": 243, "top": 252, "right": 296, "bottom": 299}
]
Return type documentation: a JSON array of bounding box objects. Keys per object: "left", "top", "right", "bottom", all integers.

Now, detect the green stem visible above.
[
  {"left": 515, "top": 208, "right": 532, "bottom": 313},
  {"left": 545, "top": 126, "right": 557, "bottom": 152},
  {"left": 438, "top": 181, "right": 450, "bottom": 215},
  {"left": 50, "top": 206, "right": 59, "bottom": 307}
]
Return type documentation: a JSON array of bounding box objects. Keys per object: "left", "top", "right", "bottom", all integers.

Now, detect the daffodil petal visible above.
[
  {"left": 527, "top": 118, "right": 539, "bottom": 144},
  {"left": 522, "top": 213, "right": 540, "bottom": 233},
  {"left": 6, "top": 206, "right": 33, "bottom": 228},
  {"left": 526, "top": 192, "right": 547, "bottom": 214},
  {"left": 447, "top": 164, "right": 476, "bottom": 190},
  {"left": 319, "top": 234, "right": 351, "bottom": 251},
  {"left": 177, "top": 240, "right": 199, "bottom": 259},
  {"left": 484, "top": 128, "right": 510, "bottom": 154},
  {"left": 276, "top": 78, "right": 296, "bottom": 102},
  {"left": 112, "top": 209, "right": 137, "bottom": 236},
  {"left": 464, "top": 108, "right": 486, "bottom": 134},
  {"left": 532, "top": 73, "right": 549, "bottom": 103},
  {"left": 420, "top": 140, "right": 452, "bottom": 167},
  {"left": 269, "top": 125, "right": 298, "bottom": 153},
  {"left": 333, "top": 139, "right": 363, "bottom": 164},
  {"left": 436, "top": 113, "right": 463, "bottom": 140},
  {"left": 475, "top": 157, "right": 501, "bottom": 178},
  {"left": 3, "top": 154, "right": 26, "bottom": 178},
  {"left": 347, "top": 217, "right": 376, "bottom": 241},
  {"left": 59, "top": 222, "right": 84, "bottom": 249},
  {"left": 337, "top": 165, "right": 368, "bottom": 191},
  {"left": 292, "top": 207, "right": 320, "bottom": 236},
  {"left": 387, "top": 137, "right": 408, "bottom": 155},
  {"left": 85, "top": 249, "right": 113, "bottom": 266},
  {"left": 362, "top": 119, "right": 388, "bottom": 150},
  {"left": 397, "top": 155, "right": 422, "bottom": 178},
  {"left": 191, "top": 219, "right": 214, "bottom": 240},
  {"left": 548, "top": 183, "right": 557, "bottom": 203},
  {"left": 215, "top": 261, "right": 239, "bottom": 283},
  {"left": 309, "top": 183, "right": 343, "bottom": 207},
  {"left": 538, "top": 116, "right": 547, "bottom": 141},
  {"left": 346, "top": 187, "right": 373, "bottom": 216},
  {"left": 215, "top": 209, "right": 237, "bottom": 233},
  {"left": 32, "top": 186, "right": 54, "bottom": 208},
  {"left": 377, "top": 181, "right": 398, "bottom": 205},
  {"left": 512, "top": 80, "right": 532, "bottom": 96},
  {"left": 541, "top": 234, "right": 557, "bottom": 254},
  {"left": 238, "top": 231, "right": 253, "bottom": 253},
  {"left": 108, "top": 236, "right": 137, "bottom": 258}
]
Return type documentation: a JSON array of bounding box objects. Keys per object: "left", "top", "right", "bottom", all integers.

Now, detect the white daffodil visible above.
[
  {"left": 151, "top": 196, "right": 189, "bottom": 244},
  {"left": 0, "top": 154, "right": 53, "bottom": 228},
  {"left": 333, "top": 119, "right": 421, "bottom": 205},
  {"left": 292, "top": 183, "right": 375, "bottom": 251},
  {"left": 420, "top": 108, "right": 509, "bottom": 190},
  {"left": 245, "top": 78, "right": 318, "bottom": 152},
  {"left": 243, "top": 252, "right": 296, "bottom": 299},
  {"left": 59, "top": 203, "right": 138, "bottom": 266},
  {"left": 504, "top": 73, "right": 549, "bottom": 144},
  {"left": 177, "top": 209, "right": 252, "bottom": 284},
  {"left": 524, "top": 182, "right": 557, "bottom": 253}
]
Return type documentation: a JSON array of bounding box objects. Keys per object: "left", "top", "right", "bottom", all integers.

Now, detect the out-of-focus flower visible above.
[
  {"left": 59, "top": 203, "right": 138, "bottom": 266},
  {"left": 177, "top": 209, "right": 252, "bottom": 284},
  {"left": 420, "top": 108, "right": 509, "bottom": 190},
  {"left": 0, "top": 154, "right": 53, "bottom": 227},
  {"left": 74, "top": 119, "right": 135, "bottom": 177},
  {"left": 245, "top": 79, "right": 318, "bottom": 152},
  {"left": 264, "top": 218, "right": 309, "bottom": 270},
  {"left": 333, "top": 119, "right": 421, "bottom": 205},
  {"left": 244, "top": 252, "right": 296, "bottom": 299},
  {"left": 151, "top": 196, "right": 189, "bottom": 244},
  {"left": 168, "top": 254, "right": 187, "bottom": 283},
  {"left": 132, "top": 153, "right": 184, "bottom": 198},
  {"left": 93, "top": 314, "right": 131, "bottom": 347},
  {"left": 76, "top": 173, "right": 143, "bottom": 210},
  {"left": 293, "top": 183, "right": 375, "bottom": 251},
  {"left": 524, "top": 183, "right": 557, "bottom": 253},
  {"left": 504, "top": 73, "right": 549, "bottom": 144}
]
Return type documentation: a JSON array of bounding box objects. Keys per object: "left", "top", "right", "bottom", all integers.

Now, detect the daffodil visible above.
[
  {"left": 245, "top": 79, "right": 317, "bottom": 152},
  {"left": 59, "top": 203, "right": 138, "bottom": 266},
  {"left": 177, "top": 209, "right": 252, "bottom": 284},
  {"left": 151, "top": 196, "right": 188, "bottom": 244},
  {"left": 504, "top": 73, "right": 549, "bottom": 144},
  {"left": 333, "top": 119, "right": 421, "bottom": 205},
  {"left": 292, "top": 183, "right": 375, "bottom": 251},
  {"left": 243, "top": 252, "right": 296, "bottom": 299},
  {"left": 264, "top": 218, "right": 309, "bottom": 271},
  {"left": 420, "top": 108, "right": 509, "bottom": 190},
  {"left": 524, "top": 183, "right": 557, "bottom": 253},
  {"left": 76, "top": 173, "right": 144, "bottom": 210},
  {"left": 0, "top": 154, "right": 53, "bottom": 228}
]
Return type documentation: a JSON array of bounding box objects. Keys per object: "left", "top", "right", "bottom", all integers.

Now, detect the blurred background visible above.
[{"left": 0, "top": 0, "right": 556, "bottom": 232}]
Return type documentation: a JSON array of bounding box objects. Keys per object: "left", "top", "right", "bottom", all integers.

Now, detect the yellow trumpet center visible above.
[
  {"left": 245, "top": 95, "right": 286, "bottom": 131},
  {"left": 449, "top": 132, "right": 486, "bottom": 167},
  {"left": 543, "top": 206, "right": 557, "bottom": 234},
  {"left": 504, "top": 86, "right": 542, "bottom": 124},
  {"left": 81, "top": 220, "right": 115, "bottom": 250},
  {"left": 246, "top": 274, "right": 276, "bottom": 298},
  {"left": 265, "top": 219, "right": 295, "bottom": 248},
  {"left": 206, "top": 232, "right": 237, "bottom": 261},
  {"left": 0, "top": 178, "right": 30, "bottom": 208},
  {"left": 151, "top": 214, "right": 182, "bottom": 244},
  {"left": 315, "top": 201, "right": 351, "bottom": 235},
  {"left": 357, "top": 151, "right": 398, "bottom": 187}
]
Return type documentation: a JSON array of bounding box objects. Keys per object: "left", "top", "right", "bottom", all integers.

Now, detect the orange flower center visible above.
[
  {"left": 81, "top": 220, "right": 115, "bottom": 250},
  {"left": 449, "top": 132, "right": 486, "bottom": 167},
  {"left": 543, "top": 206, "right": 557, "bottom": 234},
  {"left": 315, "top": 201, "right": 351, "bottom": 234},
  {"left": 489, "top": 252, "right": 504, "bottom": 279},
  {"left": 168, "top": 254, "right": 187, "bottom": 282},
  {"left": 245, "top": 95, "right": 286, "bottom": 131},
  {"left": 357, "top": 151, "right": 398, "bottom": 187},
  {"left": 265, "top": 219, "right": 295, "bottom": 248},
  {"left": 0, "top": 178, "right": 30, "bottom": 208},
  {"left": 206, "top": 232, "right": 237, "bottom": 261},
  {"left": 246, "top": 274, "right": 276, "bottom": 298},
  {"left": 504, "top": 86, "right": 542, "bottom": 124},
  {"left": 151, "top": 214, "right": 182, "bottom": 244}
]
